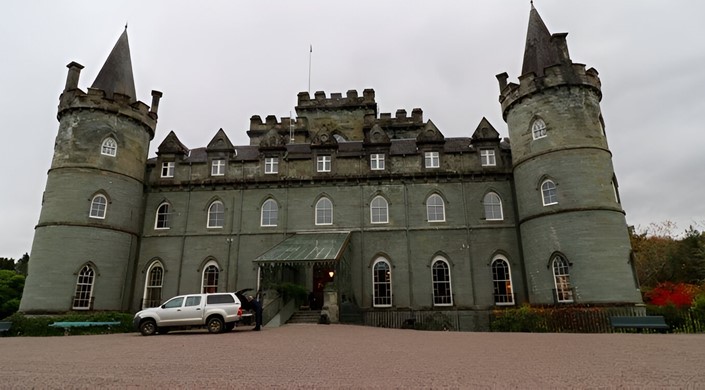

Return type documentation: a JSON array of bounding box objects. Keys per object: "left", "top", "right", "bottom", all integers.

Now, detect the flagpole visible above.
[{"left": 308, "top": 44, "right": 312, "bottom": 94}]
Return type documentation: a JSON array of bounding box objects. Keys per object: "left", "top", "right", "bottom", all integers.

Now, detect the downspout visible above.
[
  {"left": 176, "top": 162, "right": 193, "bottom": 294},
  {"left": 460, "top": 177, "right": 476, "bottom": 306},
  {"left": 404, "top": 182, "right": 414, "bottom": 307}
]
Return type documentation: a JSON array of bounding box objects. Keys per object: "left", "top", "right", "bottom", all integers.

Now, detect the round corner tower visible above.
[
  {"left": 497, "top": 6, "right": 642, "bottom": 306},
  {"left": 20, "top": 30, "right": 162, "bottom": 313}
]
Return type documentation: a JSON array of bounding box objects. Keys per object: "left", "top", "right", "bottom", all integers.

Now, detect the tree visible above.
[
  {"left": 0, "top": 270, "right": 25, "bottom": 319},
  {"left": 0, "top": 257, "right": 15, "bottom": 271},
  {"left": 15, "top": 253, "right": 29, "bottom": 276}
]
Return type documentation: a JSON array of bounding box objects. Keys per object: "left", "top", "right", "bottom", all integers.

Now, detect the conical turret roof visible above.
[
  {"left": 521, "top": 5, "right": 561, "bottom": 77},
  {"left": 91, "top": 28, "right": 137, "bottom": 102}
]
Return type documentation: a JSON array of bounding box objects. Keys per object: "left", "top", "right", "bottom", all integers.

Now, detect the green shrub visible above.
[
  {"left": 273, "top": 282, "right": 308, "bottom": 303},
  {"left": 491, "top": 304, "right": 548, "bottom": 332},
  {"left": 416, "top": 312, "right": 454, "bottom": 331},
  {"left": 2, "top": 312, "right": 134, "bottom": 337}
]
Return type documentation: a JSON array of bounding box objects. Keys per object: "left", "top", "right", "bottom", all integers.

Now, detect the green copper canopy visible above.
[{"left": 254, "top": 232, "right": 351, "bottom": 265}]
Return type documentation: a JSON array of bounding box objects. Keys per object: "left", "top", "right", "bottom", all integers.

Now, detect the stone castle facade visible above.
[{"left": 20, "top": 7, "right": 643, "bottom": 330}]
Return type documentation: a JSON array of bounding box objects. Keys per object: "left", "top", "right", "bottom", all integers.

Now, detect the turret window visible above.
[
  {"left": 532, "top": 119, "right": 547, "bottom": 140},
  {"left": 541, "top": 180, "right": 558, "bottom": 206},
  {"left": 211, "top": 159, "right": 225, "bottom": 176},
  {"left": 483, "top": 192, "right": 503, "bottom": 221},
  {"left": 72, "top": 265, "right": 95, "bottom": 310},
  {"left": 480, "top": 149, "right": 496, "bottom": 167},
  {"left": 161, "top": 162, "right": 175, "bottom": 178},
  {"left": 155, "top": 203, "right": 171, "bottom": 229},
  {"left": 89, "top": 194, "right": 107, "bottom": 219},
  {"left": 207, "top": 201, "right": 225, "bottom": 228},
  {"left": 552, "top": 255, "right": 574, "bottom": 303},
  {"left": 101, "top": 137, "right": 117, "bottom": 157},
  {"left": 426, "top": 194, "right": 445, "bottom": 222}
]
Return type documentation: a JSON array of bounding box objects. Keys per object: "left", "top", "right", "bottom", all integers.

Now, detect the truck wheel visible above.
[
  {"left": 140, "top": 319, "right": 157, "bottom": 336},
  {"left": 207, "top": 317, "right": 224, "bottom": 333}
]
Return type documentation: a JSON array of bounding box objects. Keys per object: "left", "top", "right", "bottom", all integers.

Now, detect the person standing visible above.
[{"left": 247, "top": 295, "right": 263, "bottom": 331}]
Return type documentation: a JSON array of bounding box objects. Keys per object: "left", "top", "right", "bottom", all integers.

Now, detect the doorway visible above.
[{"left": 310, "top": 264, "right": 335, "bottom": 310}]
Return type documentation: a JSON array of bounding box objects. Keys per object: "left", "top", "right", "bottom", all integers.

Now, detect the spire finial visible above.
[{"left": 125, "top": 22, "right": 128, "bottom": 30}]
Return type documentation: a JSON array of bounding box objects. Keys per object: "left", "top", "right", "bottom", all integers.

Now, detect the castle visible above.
[{"left": 20, "top": 6, "right": 643, "bottom": 330}]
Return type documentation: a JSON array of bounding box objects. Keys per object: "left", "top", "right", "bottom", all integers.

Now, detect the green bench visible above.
[
  {"left": 610, "top": 316, "right": 668, "bottom": 333},
  {"left": 0, "top": 322, "right": 12, "bottom": 333},
  {"left": 49, "top": 321, "right": 121, "bottom": 335}
]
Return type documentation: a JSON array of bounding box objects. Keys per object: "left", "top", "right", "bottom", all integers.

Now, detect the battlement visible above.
[
  {"left": 377, "top": 108, "right": 424, "bottom": 126},
  {"left": 296, "top": 89, "right": 376, "bottom": 110},
  {"left": 497, "top": 63, "right": 601, "bottom": 119},
  {"left": 249, "top": 115, "right": 306, "bottom": 132}
]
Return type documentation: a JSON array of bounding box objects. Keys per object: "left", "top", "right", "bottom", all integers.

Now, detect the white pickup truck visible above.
[{"left": 133, "top": 292, "right": 247, "bottom": 335}]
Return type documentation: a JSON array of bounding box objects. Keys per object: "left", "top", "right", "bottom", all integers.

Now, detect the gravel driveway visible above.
[{"left": 1, "top": 324, "right": 703, "bottom": 389}]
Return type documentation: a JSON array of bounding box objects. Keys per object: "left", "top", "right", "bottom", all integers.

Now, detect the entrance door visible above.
[{"left": 311, "top": 264, "right": 335, "bottom": 310}]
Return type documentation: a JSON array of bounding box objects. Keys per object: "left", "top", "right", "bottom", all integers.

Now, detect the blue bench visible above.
[
  {"left": 0, "top": 322, "right": 12, "bottom": 333},
  {"left": 610, "top": 316, "right": 668, "bottom": 333},
  {"left": 49, "top": 321, "right": 121, "bottom": 335}
]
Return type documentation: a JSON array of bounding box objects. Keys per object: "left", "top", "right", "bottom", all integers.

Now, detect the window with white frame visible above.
[
  {"left": 370, "top": 153, "right": 385, "bottom": 170},
  {"left": 315, "top": 197, "right": 333, "bottom": 225},
  {"left": 372, "top": 258, "right": 392, "bottom": 307},
  {"left": 89, "top": 194, "right": 107, "bottom": 219},
  {"left": 483, "top": 192, "right": 503, "bottom": 221},
  {"left": 161, "top": 162, "right": 175, "bottom": 178},
  {"left": 265, "top": 157, "right": 279, "bottom": 174},
  {"left": 492, "top": 256, "right": 514, "bottom": 305},
  {"left": 155, "top": 203, "right": 171, "bottom": 229},
  {"left": 370, "top": 196, "right": 388, "bottom": 224},
  {"left": 424, "top": 151, "right": 439, "bottom": 168},
  {"left": 143, "top": 261, "right": 163, "bottom": 309},
  {"left": 72, "top": 265, "right": 95, "bottom": 310},
  {"left": 202, "top": 262, "right": 219, "bottom": 293},
  {"left": 101, "top": 137, "right": 117, "bottom": 156},
  {"left": 426, "top": 194, "right": 445, "bottom": 222},
  {"left": 480, "top": 149, "right": 496, "bottom": 167},
  {"left": 211, "top": 159, "right": 225, "bottom": 176},
  {"left": 532, "top": 118, "right": 547, "bottom": 140},
  {"left": 261, "top": 199, "right": 278, "bottom": 227},
  {"left": 541, "top": 180, "right": 558, "bottom": 206},
  {"left": 207, "top": 201, "right": 225, "bottom": 228},
  {"left": 552, "top": 255, "right": 574, "bottom": 303},
  {"left": 432, "top": 257, "right": 453, "bottom": 306},
  {"left": 317, "top": 155, "right": 331, "bottom": 172}
]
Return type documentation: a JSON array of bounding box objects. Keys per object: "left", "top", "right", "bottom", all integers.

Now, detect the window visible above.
[
  {"left": 161, "top": 162, "right": 175, "bottom": 178},
  {"left": 207, "top": 201, "right": 225, "bottom": 228},
  {"left": 370, "top": 196, "right": 388, "bottom": 224},
  {"left": 424, "top": 151, "right": 439, "bottom": 168},
  {"left": 143, "top": 262, "right": 163, "bottom": 309},
  {"left": 483, "top": 192, "right": 503, "bottom": 221},
  {"left": 532, "top": 119, "right": 547, "bottom": 140},
  {"left": 163, "top": 297, "right": 184, "bottom": 309},
  {"left": 207, "top": 294, "right": 236, "bottom": 304},
  {"left": 541, "top": 180, "right": 558, "bottom": 206},
  {"left": 185, "top": 296, "right": 202, "bottom": 307},
  {"left": 315, "top": 197, "right": 333, "bottom": 225},
  {"left": 552, "top": 255, "right": 574, "bottom": 303},
  {"left": 492, "top": 257, "right": 514, "bottom": 305},
  {"left": 211, "top": 159, "right": 225, "bottom": 176},
  {"left": 480, "top": 149, "right": 496, "bottom": 167},
  {"left": 372, "top": 258, "right": 392, "bottom": 307},
  {"left": 155, "top": 203, "right": 171, "bottom": 229},
  {"left": 89, "top": 194, "right": 107, "bottom": 219},
  {"left": 317, "top": 155, "right": 331, "bottom": 172},
  {"left": 101, "top": 137, "right": 117, "bottom": 156},
  {"left": 202, "top": 262, "right": 219, "bottom": 293},
  {"left": 426, "top": 194, "right": 445, "bottom": 222},
  {"left": 261, "top": 199, "right": 278, "bottom": 227},
  {"left": 432, "top": 258, "right": 453, "bottom": 306},
  {"left": 264, "top": 157, "right": 279, "bottom": 174},
  {"left": 370, "top": 153, "right": 385, "bottom": 170},
  {"left": 72, "top": 265, "right": 95, "bottom": 310}
]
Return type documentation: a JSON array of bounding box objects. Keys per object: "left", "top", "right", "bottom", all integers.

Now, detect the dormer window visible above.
[
  {"left": 101, "top": 137, "right": 117, "bottom": 157},
  {"left": 317, "top": 156, "right": 331, "bottom": 173},
  {"left": 532, "top": 119, "right": 547, "bottom": 140},
  {"left": 480, "top": 149, "right": 496, "bottom": 167},
  {"left": 370, "top": 154, "right": 385, "bottom": 170},
  {"left": 161, "top": 162, "right": 175, "bottom": 178},
  {"left": 265, "top": 157, "right": 279, "bottom": 174},
  {"left": 424, "top": 152, "right": 439, "bottom": 169},
  {"left": 211, "top": 159, "right": 225, "bottom": 176}
]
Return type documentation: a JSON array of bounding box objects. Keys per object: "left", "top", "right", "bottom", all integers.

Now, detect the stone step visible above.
[{"left": 287, "top": 310, "right": 321, "bottom": 324}]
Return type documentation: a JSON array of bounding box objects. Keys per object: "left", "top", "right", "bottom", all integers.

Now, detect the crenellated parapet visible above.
[
  {"left": 296, "top": 89, "right": 376, "bottom": 111},
  {"left": 497, "top": 63, "right": 601, "bottom": 120},
  {"left": 58, "top": 62, "right": 160, "bottom": 139}
]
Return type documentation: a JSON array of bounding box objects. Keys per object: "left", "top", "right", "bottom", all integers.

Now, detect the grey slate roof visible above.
[
  {"left": 91, "top": 29, "right": 137, "bottom": 102},
  {"left": 521, "top": 5, "right": 560, "bottom": 77}
]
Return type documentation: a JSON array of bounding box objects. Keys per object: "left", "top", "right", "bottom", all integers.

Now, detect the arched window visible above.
[
  {"left": 552, "top": 255, "right": 574, "bottom": 303},
  {"left": 72, "top": 265, "right": 95, "bottom": 310},
  {"left": 426, "top": 194, "right": 445, "bottom": 222},
  {"left": 483, "top": 192, "right": 503, "bottom": 221},
  {"left": 491, "top": 256, "right": 514, "bottom": 305},
  {"left": 541, "top": 180, "right": 558, "bottom": 206},
  {"left": 143, "top": 261, "right": 164, "bottom": 309},
  {"left": 261, "top": 199, "right": 278, "bottom": 227},
  {"left": 432, "top": 257, "right": 452, "bottom": 306},
  {"left": 372, "top": 258, "right": 392, "bottom": 307},
  {"left": 370, "top": 196, "right": 388, "bottom": 224},
  {"left": 207, "top": 201, "right": 224, "bottom": 228},
  {"left": 101, "top": 137, "right": 117, "bottom": 156},
  {"left": 202, "top": 261, "right": 220, "bottom": 294},
  {"left": 532, "top": 119, "right": 547, "bottom": 140},
  {"left": 155, "top": 203, "right": 171, "bottom": 229},
  {"left": 89, "top": 194, "right": 107, "bottom": 219},
  {"left": 315, "top": 197, "right": 333, "bottom": 225}
]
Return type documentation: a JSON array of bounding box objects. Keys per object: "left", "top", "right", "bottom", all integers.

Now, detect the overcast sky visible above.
[{"left": 1, "top": 1, "right": 704, "bottom": 259}]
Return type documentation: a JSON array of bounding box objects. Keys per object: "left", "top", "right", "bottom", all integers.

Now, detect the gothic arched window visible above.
[
  {"left": 432, "top": 257, "right": 452, "bottom": 306},
  {"left": 261, "top": 199, "right": 279, "bottom": 227},
  {"left": 483, "top": 192, "right": 503, "bottom": 221},
  {"left": 207, "top": 201, "right": 225, "bottom": 228},
  {"left": 89, "top": 194, "right": 107, "bottom": 219},
  {"left": 372, "top": 258, "right": 392, "bottom": 307},
  {"left": 72, "top": 265, "right": 95, "bottom": 310},
  {"left": 541, "top": 180, "right": 558, "bottom": 206},
  {"left": 101, "top": 137, "right": 117, "bottom": 156},
  {"left": 143, "top": 261, "right": 164, "bottom": 309},
  {"left": 492, "top": 256, "right": 514, "bottom": 305},
  {"left": 532, "top": 119, "right": 547, "bottom": 140}
]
